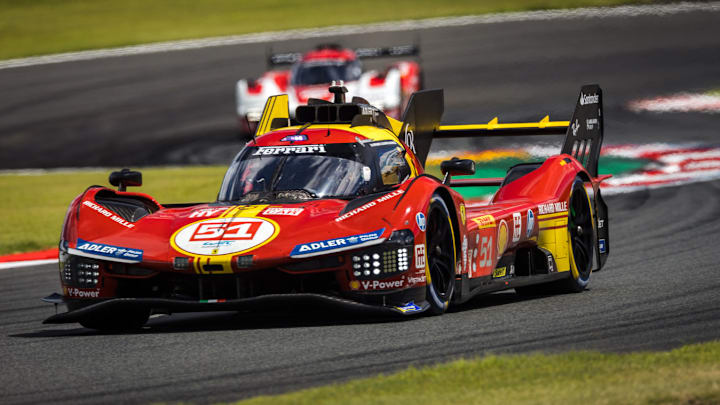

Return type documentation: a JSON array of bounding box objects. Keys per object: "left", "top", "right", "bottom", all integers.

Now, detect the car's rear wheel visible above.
[
  {"left": 425, "top": 196, "right": 456, "bottom": 314},
  {"left": 515, "top": 177, "right": 595, "bottom": 296},
  {"left": 79, "top": 307, "right": 150, "bottom": 331},
  {"left": 563, "top": 177, "right": 595, "bottom": 292}
]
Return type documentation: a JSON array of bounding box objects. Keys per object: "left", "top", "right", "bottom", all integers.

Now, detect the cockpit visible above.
[
  {"left": 218, "top": 140, "right": 410, "bottom": 203},
  {"left": 290, "top": 59, "right": 363, "bottom": 86}
]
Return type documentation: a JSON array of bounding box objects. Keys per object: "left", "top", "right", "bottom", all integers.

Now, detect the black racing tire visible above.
[
  {"left": 425, "top": 195, "right": 457, "bottom": 315},
  {"left": 562, "top": 177, "right": 595, "bottom": 292},
  {"left": 79, "top": 307, "right": 150, "bottom": 331}
]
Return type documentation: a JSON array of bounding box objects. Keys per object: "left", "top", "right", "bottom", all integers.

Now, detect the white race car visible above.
[{"left": 236, "top": 44, "right": 422, "bottom": 134}]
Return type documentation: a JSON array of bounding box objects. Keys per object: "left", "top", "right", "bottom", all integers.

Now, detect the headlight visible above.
[
  {"left": 351, "top": 229, "right": 413, "bottom": 279},
  {"left": 62, "top": 256, "right": 102, "bottom": 287}
]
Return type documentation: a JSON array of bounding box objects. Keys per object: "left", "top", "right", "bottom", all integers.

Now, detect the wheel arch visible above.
[{"left": 433, "top": 186, "right": 462, "bottom": 261}]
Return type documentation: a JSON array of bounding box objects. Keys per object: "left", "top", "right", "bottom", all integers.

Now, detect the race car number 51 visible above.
[{"left": 172, "top": 217, "right": 278, "bottom": 256}]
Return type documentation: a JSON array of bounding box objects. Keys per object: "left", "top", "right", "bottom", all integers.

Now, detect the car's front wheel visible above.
[{"left": 425, "top": 195, "right": 457, "bottom": 314}]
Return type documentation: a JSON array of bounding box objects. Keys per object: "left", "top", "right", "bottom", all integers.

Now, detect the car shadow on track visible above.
[
  {"left": 14, "top": 288, "right": 582, "bottom": 338},
  {"left": 448, "top": 289, "right": 576, "bottom": 313},
  {"left": 12, "top": 305, "right": 407, "bottom": 338}
]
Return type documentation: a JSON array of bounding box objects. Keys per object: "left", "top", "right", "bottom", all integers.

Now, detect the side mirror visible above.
[
  {"left": 109, "top": 168, "right": 142, "bottom": 192},
  {"left": 440, "top": 157, "right": 475, "bottom": 185}
]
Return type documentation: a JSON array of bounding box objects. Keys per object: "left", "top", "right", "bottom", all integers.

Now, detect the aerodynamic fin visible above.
[
  {"left": 560, "top": 84, "right": 604, "bottom": 178},
  {"left": 399, "top": 89, "right": 444, "bottom": 167},
  {"left": 255, "top": 94, "right": 290, "bottom": 138}
]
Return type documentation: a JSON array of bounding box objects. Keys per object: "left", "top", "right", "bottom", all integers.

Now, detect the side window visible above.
[{"left": 376, "top": 145, "right": 411, "bottom": 186}]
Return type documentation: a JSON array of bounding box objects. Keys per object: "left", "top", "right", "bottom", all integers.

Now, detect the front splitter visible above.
[{"left": 43, "top": 293, "right": 429, "bottom": 324}]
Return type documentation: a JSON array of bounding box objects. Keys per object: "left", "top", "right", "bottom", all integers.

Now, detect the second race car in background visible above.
[{"left": 235, "top": 44, "right": 422, "bottom": 134}]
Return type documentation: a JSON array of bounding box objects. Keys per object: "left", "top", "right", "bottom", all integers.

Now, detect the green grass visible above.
[
  {"left": 0, "top": 0, "right": 649, "bottom": 60},
  {"left": 233, "top": 341, "right": 720, "bottom": 405},
  {"left": 0, "top": 166, "right": 226, "bottom": 256}
]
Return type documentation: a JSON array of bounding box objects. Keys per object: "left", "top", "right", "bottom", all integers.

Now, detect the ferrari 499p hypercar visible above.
[
  {"left": 236, "top": 43, "right": 422, "bottom": 134},
  {"left": 43, "top": 83, "right": 609, "bottom": 330}
]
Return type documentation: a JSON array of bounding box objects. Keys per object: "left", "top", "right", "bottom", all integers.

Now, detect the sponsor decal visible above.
[
  {"left": 598, "top": 219, "right": 605, "bottom": 229},
  {"left": 459, "top": 203, "right": 466, "bottom": 225},
  {"left": 291, "top": 228, "right": 385, "bottom": 257},
  {"left": 349, "top": 280, "right": 360, "bottom": 290},
  {"left": 262, "top": 206, "right": 304, "bottom": 216},
  {"left": 335, "top": 189, "right": 404, "bottom": 222},
  {"left": 472, "top": 214, "right": 496, "bottom": 229},
  {"left": 407, "top": 274, "right": 426, "bottom": 285},
  {"left": 173, "top": 217, "right": 278, "bottom": 256},
  {"left": 361, "top": 279, "right": 404, "bottom": 290},
  {"left": 512, "top": 212, "right": 521, "bottom": 242},
  {"left": 67, "top": 288, "right": 100, "bottom": 298},
  {"left": 580, "top": 93, "right": 599, "bottom": 105},
  {"left": 586, "top": 118, "right": 599, "bottom": 130},
  {"left": 395, "top": 301, "right": 423, "bottom": 313},
  {"left": 76, "top": 238, "right": 143, "bottom": 261},
  {"left": 280, "top": 134, "right": 307, "bottom": 142},
  {"left": 189, "top": 207, "right": 226, "bottom": 218},
  {"left": 82, "top": 200, "right": 135, "bottom": 228},
  {"left": 415, "top": 212, "right": 426, "bottom": 232},
  {"left": 599, "top": 239, "right": 607, "bottom": 254},
  {"left": 526, "top": 209, "right": 535, "bottom": 238},
  {"left": 509, "top": 264, "right": 515, "bottom": 276},
  {"left": 403, "top": 123, "right": 415, "bottom": 153},
  {"left": 538, "top": 201, "right": 568, "bottom": 215},
  {"left": 477, "top": 237, "right": 493, "bottom": 273},
  {"left": 415, "top": 244, "right": 426, "bottom": 269},
  {"left": 547, "top": 256, "right": 555, "bottom": 272},
  {"left": 571, "top": 119, "right": 580, "bottom": 136},
  {"left": 497, "top": 220, "right": 508, "bottom": 258},
  {"left": 492, "top": 266, "right": 507, "bottom": 278},
  {"left": 252, "top": 144, "right": 326, "bottom": 155}
]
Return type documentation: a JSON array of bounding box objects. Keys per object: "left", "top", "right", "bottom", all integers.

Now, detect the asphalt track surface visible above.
[{"left": 2, "top": 7, "right": 720, "bottom": 405}]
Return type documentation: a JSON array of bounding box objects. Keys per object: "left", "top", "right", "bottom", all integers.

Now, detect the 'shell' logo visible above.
[{"left": 173, "top": 217, "right": 277, "bottom": 256}]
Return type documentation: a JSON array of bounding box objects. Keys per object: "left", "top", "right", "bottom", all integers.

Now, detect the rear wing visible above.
[
  {"left": 401, "top": 84, "right": 604, "bottom": 177},
  {"left": 268, "top": 45, "right": 419, "bottom": 66}
]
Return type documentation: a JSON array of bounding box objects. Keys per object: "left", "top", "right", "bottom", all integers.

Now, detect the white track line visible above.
[
  {"left": 2, "top": 2, "right": 719, "bottom": 70},
  {"left": 0, "top": 259, "right": 57, "bottom": 270}
]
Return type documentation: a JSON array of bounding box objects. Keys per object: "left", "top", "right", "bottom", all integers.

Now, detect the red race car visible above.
[
  {"left": 235, "top": 44, "right": 422, "bottom": 134},
  {"left": 44, "top": 83, "right": 609, "bottom": 330}
]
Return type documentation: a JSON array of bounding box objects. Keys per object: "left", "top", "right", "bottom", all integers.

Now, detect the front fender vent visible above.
[{"left": 95, "top": 189, "right": 159, "bottom": 222}]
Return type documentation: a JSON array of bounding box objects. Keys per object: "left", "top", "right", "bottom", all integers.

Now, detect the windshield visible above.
[
  {"left": 290, "top": 60, "right": 362, "bottom": 85},
  {"left": 218, "top": 142, "right": 411, "bottom": 203}
]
